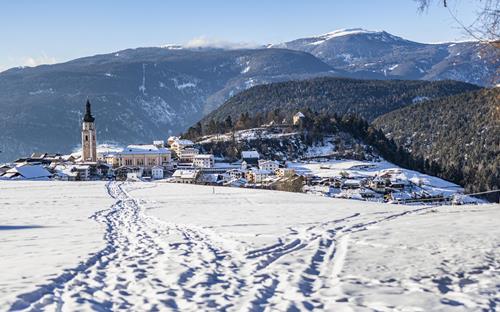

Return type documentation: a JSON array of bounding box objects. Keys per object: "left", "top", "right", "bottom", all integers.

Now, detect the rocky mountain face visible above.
[
  {"left": 271, "top": 28, "right": 499, "bottom": 86},
  {"left": 0, "top": 48, "right": 334, "bottom": 161}
]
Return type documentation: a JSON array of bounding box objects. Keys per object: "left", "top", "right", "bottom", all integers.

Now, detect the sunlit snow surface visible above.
[{"left": 0, "top": 181, "right": 498, "bottom": 311}]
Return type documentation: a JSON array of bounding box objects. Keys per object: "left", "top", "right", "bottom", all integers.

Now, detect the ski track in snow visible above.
[{"left": 7, "top": 182, "right": 486, "bottom": 311}]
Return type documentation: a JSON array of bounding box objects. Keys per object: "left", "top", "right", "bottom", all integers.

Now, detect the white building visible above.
[
  {"left": 177, "top": 147, "right": 199, "bottom": 163},
  {"left": 293, "top": 112, "right": 305, "bottom": 126},
  {"left": 170, "top": 138, "right": 194, "bottom": 155},
  {"left": 193, "top": 154, "right": 215, "bottom": 168},
  {"left": 258, "top": 160, "right": 279, "bottom": 172},
  {"left": 151, "top": 166, "right": 164, "bottom": 180},
  {"left": 107, "top": 144, "right": 171, "bottom": 170},
  {"left": 246, "top": 169, "right": 271, "bottom": 184},
  {"left": 172, "top": 170, "right": 198, "bottom": 184},
  {"left": 74, "top": 165, "right": 91, "bottom": 181}
]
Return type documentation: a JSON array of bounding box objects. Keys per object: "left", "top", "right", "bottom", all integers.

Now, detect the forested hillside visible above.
[
  {"left": 373, "top": 88, "right": 500, "bottom": 196},
  {"left": 193, "top": 78, "right": 497, "bottom": 200},
  {"left": 203, "top": 77, "right": 480, "bottom": 123}
]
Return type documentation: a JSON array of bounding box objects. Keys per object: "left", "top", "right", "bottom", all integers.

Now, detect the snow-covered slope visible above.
[
  {"left": 0, "top": 181, "right": 113, "bottom": 308},
  {"left": 1, "top": 181, "right": 498, "bottom": 311},
  {"left": 272, "top": 28, "right": 499, "bottom": 86}
]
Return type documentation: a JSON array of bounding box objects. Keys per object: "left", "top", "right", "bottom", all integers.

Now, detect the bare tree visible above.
[{"left": 415, "top": 0, "right": 499, "bottom": 48}]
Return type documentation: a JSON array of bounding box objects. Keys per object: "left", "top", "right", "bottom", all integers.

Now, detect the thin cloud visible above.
[
  {"left": 184, "top": 36, "right": 260, "bottom": 50},
  {"left": 22, "top": 53, "right": 57, "bottom": 68}
]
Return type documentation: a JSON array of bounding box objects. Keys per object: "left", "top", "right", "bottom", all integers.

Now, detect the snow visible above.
[
  {"left": 139, "top": 63, "right": 146, "bottom": 94},
  {"left": 120, "top": 144, "right": 171, "bottom": 155},
  {"left": 288, "top": 159, "right": 464, "bottom": 200},
  {"left": 197, "top": 128, "right": 298, "bottom": 144},
  {"left": 2, "top": 164, "right": 52, "bottom": 180},
  {"left": 176, "top": 82, "right": 197, "bottom": 89},
  {"left": 1, "top": 181, "right": 498, "bottom": 311},
  {"left": 0, "top": 181, "right": 113, "bottom": 308},
  {"left": 172, "top": 170, "right": 197, "bottom": 179},
  {"left": 388, "top": 64, "right": 399, "bottom": 71},
  {"left": 242, "top": 150, "right": 260, "bottom": 159},
  {"left": 308, "top": 28, "right": 379, "bottom": 45},
  {"left": 241, "top": 66, "right": 251, "bottom": 74},
  {"left": 171, "top": 78, "right": 198, "bottom": 90}
]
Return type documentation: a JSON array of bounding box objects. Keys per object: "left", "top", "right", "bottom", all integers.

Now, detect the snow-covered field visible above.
[
  {"left": 0, "top": 182, "right": 113, "bottom": 309},
  {"left": 1, "top": 181, "right": 498, "bottom": 311}
]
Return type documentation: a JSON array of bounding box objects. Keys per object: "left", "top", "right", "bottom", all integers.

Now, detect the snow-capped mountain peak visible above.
[{"left": 320, "top": 28, "right": 378, "bottom": 39}]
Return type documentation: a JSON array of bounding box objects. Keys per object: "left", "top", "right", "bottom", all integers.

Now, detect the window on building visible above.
[{"left": 85, "top": 135, "right": 88, "bottom": 141}]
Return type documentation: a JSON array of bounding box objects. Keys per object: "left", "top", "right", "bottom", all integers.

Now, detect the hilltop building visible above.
[
  {"left": 81, "top": 100, "right": 97, "bottom": 162},
  {"left": 293, "top": 112, "right": 305, "bottom": 126}
]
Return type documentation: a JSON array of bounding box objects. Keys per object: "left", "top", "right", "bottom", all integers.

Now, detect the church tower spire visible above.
[
  {"left": 83, "top": 99, "right": 95, "bottom": 122},
  {"left": 81, "top": 99, "right": 97, "bottom": 162}
]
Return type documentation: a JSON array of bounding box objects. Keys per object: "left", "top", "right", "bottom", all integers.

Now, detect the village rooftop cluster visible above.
[{"left": 0, "top": 101, "right": 474, "bottom": 204}]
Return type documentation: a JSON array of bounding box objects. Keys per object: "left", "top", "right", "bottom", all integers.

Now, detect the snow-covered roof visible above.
[
  {"left": 391, "top": 192, "right": 413, "bottom": 200},
  {"left": 343, "top": 179, "right": 362, "bottom": 185},
  {"left": 294, "top": 112, "right": 305, "bottom": 118},
  {"left": 119, "top": 145, "right": 171, "bottom": 155},
  {"left": 172, "top": 170, "right": 197, "bottom": 179},
  {"left": 194, "top": 154, "right": 214, "bottom": 159},
  {"left": 6, "top": 165, "right": 51, "bottom": 179},
  {"left": 152, "top": 165, "right": 164, "bottom": 170},
  {"left": 258, "top": 159, "right": 279, "bottom": 165},
  {"left": 251, "top": 169, "right": 271, "bottom": 175},
  {"left": 172, "top": 139, "right": 194, "bottom": 146},
  {"left": 242, "top": 151, "right": 260, "bottom": 159}
]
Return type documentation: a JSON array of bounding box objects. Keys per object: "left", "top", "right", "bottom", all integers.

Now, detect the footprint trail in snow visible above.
[{"left": 9, "top": 181, "right": 455, "bottom": 311}]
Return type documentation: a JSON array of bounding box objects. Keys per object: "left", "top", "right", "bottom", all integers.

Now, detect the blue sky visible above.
[{"left": 0, "top": 0, "right": 481, "bottom": 71}]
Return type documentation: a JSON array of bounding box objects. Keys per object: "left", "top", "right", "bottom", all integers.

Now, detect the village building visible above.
[
  {"left": 169, "top": 138, "right": 195, "bottom": 155},
  {"left": 53, "top": 166, "right": 79, "bottom": 181},
  {"left": 193, "top": 154, "right": 215, "bottom": 168},
  {"left": 1, "top": 164, "right": 52, "bottom": 180},
  {"left": 81, "top": 100, "right": 97, "bottom": 162},
  {"left": 293, "top": 112, "right": 305, "bottom": 126},
  {"left": 74, "top": 165, "right": 91, "bottom": 181},
  {"left": 153, "top": 140, "right": 165, "bottom": 148},
  {"left": 241, "top": 150, "right": 260, "bottom": 166},
  {"left": 227, "top": 168, "right": 246, "bottom": 180},
  {"left": 177, "top": 147, "right": 200, "bottom": 163},
  {"left": 258, "top": 160, "right": 279, "bottom": 172},
  {"left": 151, "top": 166, "right": 164, "bottom": 180},
  {"left": 246, "top": 169, "right": 271, "bottom": 184},
  {"left": 108, "top": 144, "right": 172, "bottom": 175},
  {"left": 0, "top": 164, "right": 13, "bottom": 175},
  {"left": 172, "top": 170, "right": 199, "bottom": 184},
  {"left": 276, "top": 167, "right": 296, "bottom": 178},
  {"left": 114, "top": 166, "right": 143, "bottom": 181},
  {"left": 369, "top": 177, "right": 387, "bottom": 193},
  {"left": 341, "top": 179, "right": 363, "bottom": 189}
]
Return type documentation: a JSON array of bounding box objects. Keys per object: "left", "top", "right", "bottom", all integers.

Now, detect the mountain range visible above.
[
  {"left": 0, "top": 28, "right": 497, "bottom": 162},
  {"left": 271, "top": 28, "right": 499, "bottom": 86}
]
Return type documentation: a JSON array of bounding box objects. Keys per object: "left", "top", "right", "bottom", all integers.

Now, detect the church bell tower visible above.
[{"left": 82, "top": 99, "right": 97, "bottom": 162}]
